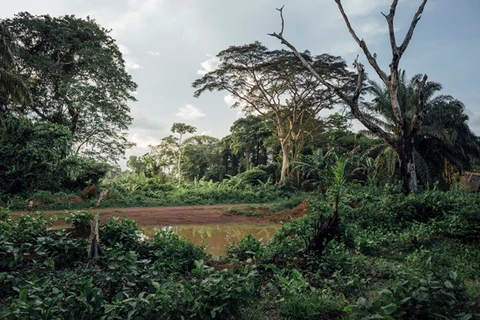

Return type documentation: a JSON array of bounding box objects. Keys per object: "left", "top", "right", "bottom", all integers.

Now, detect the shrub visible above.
[
  {"left": 0, "top": 207, "right": 10, "bottom": 221},
  {"left": 227, "top": 234, "right": 263, "bottom": 261},
  {"left": 101, "top": 217, "right": 139, "bottom": 250},
  {"left": 142, "top": 227, "right": 205, "bottom": 273},
  {"left": 344, "top": 271, "right": 471, "bottom": 319},
  {"left": 65, "top": 211, "right": 94, "bottom": 229},
  {"left": 238, "top": 169, "right": 269, "bottom": 186}
]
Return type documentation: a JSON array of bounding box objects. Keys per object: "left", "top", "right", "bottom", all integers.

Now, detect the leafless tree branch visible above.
[
  {"left": 334, "top": 0, "right": 388, "bottom": 85},
  {"left": 399, "top": 0, "right": 428, "bottom": 56},
  {"left": 268, "top": 10, "right": 394, "bottom": 147}
]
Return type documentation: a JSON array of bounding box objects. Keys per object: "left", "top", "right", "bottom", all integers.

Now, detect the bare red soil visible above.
[
  {"left": 12, "top": 205, "right": 266, "bottom": 226},
  {"left": 12, "top": 202, "right": 309, "bottom": 226}
]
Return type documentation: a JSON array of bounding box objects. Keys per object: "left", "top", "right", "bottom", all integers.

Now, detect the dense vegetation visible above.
[
  {"left": 1, "top": 1, "right": 480, "bottom": 318},
  {"left": 1, "top": 186, "right": 479, "bottom": 319}
]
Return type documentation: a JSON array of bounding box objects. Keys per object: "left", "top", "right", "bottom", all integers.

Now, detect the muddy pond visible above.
[{"left": 142, "top": 224, "right": 279, "bottom": 256}]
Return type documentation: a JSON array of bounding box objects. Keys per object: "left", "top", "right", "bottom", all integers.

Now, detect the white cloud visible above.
[
  {"left": 236, "top": 110, "right": 245, "bottom": 119},
  {"left": 147, "top": 51, "right": 163, "bottom": 56},
  {"left": 201, "top": 130, "right": 213, "bottom": 136},
  {"left": 175, "top": 104, "right": 206, "bottom": 120},
  {"left": 108, "top": 0, "right": 161, "bottom": 35},
  {"left": 129, "top": 131, "right": 159, "bottom": 150},
  {"left": 125, "top": 61, "right": 143, "bottom": 70},
  {"left": 197, "top": 54, "right": 220, "bottom": 75},
  {"left": 118, "top": 43, "right": 143, "bottom": 71},
  {"left": 224, "top": 94, "right": 236, "bottom": 106}
]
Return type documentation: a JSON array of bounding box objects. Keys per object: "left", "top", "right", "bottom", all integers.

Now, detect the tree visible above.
[
  {"left": 170, "top": 123, "right": 197, "bottom": 182},
  {"left": 126, "top": 155, "right": 146, "bottom": 175},
  {"left": 182, "top": 135, "right": 223, "bottom": 181},
  {"left": 364, "top": 72, "right": 480, "bottom": 187},
  {"left": 229, "top": 115, "right": 272, "bottom": 172},
  {"left": 269, "top": 1, "right": 430, "bottom": 193},
  {"left": 1, "top": 12, "right": 137, "bottom": 161},
  {"left": 0, "top": 116, "right": 72, "bottom": 194},
  {"left": 193, "top": 42, "right": 354, "bottom": 185},
  {"left": 149, "top": 136, "right": 178, "bottom": 178},
  {"left": 0, "top": 25, "right": 31, "bottom": 123}
]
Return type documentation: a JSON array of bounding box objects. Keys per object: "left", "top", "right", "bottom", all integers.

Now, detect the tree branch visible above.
[
  {"left": 268, "top": 11, "right": 394, "bottom": 147},
  {"left": 398, "top": 0, "right": 428, "bottom": 57},
  {"left": 382, "top": 0, "right": 399, "bottom": 58},
  {"left": 334, "top": 0, "right": 389, "bottom": 85}
]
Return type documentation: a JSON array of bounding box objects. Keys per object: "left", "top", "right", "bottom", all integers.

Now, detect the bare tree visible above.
[{"left": 269, "top": 0, "right": 429, "bottom": 194}]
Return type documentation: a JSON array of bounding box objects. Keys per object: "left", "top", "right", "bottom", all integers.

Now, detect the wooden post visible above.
[{"left": 88, "top": 215, "right": 101, "bottom": 259}]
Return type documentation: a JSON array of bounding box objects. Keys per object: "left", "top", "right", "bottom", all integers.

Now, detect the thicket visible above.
[{"left": 1, "top": 186, "right": 479, "bottom": 319}]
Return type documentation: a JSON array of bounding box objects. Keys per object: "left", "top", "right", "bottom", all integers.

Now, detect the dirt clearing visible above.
[{"left": 12, "top": 202, "right": 309, "bottom": 226}]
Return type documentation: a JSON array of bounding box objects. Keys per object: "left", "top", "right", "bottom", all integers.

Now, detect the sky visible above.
[{"left": 2, "top": 0, "right": 480, "bottom": 166}]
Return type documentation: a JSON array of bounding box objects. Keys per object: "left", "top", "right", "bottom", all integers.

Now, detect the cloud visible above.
[
  {"left": 129, "top": 131, "right": 160, "bottom": 150},
  {"left": 469, "top": 112, "right": 480, "bottom": 135},
  {"left": 223, "top": 94, "right": 236, "bottom": 106},
  {"left": 175, "top": 104, "right": 206, "bottom": 120},
  {"left": 118, "top": 43, "right": 143, "bottom": 71},
  {"left": 147, "top": 51, "right": 163, "bottom": 56},
  {"left": 125, "top": 61, "right": 143, "bottom": 70},
  {"left": 340, "top": 0, "right": 387, "bottom": 17},
  {"left": 108, "top": 0, "right": 161, "bottom": 35},
  {"left": 201, "top": 130, "right": 213, "bottom": 136},
  {"left": 197, "top": 54, "right": 220, "bottom": 75}
]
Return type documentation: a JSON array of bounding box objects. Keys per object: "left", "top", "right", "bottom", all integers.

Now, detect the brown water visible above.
[{"left": 142, "top": 224, "right": 279, "bottom": 256}]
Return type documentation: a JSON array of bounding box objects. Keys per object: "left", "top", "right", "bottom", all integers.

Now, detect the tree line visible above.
[{"left": 1, "top": 2, "right": 480, "bottom": 197}]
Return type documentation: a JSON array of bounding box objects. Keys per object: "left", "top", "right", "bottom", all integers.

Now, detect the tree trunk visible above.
[
  {"left": 398, "top": 132, "right": 418, "bottom": 194},
  {"left": 279, "top": 141, "right": 291, "bottom": 185}
]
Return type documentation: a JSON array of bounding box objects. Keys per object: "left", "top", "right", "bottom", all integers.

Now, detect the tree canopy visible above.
[
  {"left": 1, "top": 12, "right": 137, "bottom": 161},
  {"left": 193, "top": 42, "right": 355, "bottom": 184}
]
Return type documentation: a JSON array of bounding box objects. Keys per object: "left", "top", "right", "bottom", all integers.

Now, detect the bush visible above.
[
  {"left": 65, "top": 211, "right": 94, "bottom": 229},
  {"left": 238, "top": 169, "right": 269, "bottom": 186},
  {"left": 101, "top": 217, "right": 140, "bottom": 250},
  {"left": 141, "top": 227, "right": 205, "bottom": 273},
  {"left": 344, "top": 271, "right": 471, "bottom": 319},
  {"left": 227, "top": 234, "right": 263, "bottom": 261}
]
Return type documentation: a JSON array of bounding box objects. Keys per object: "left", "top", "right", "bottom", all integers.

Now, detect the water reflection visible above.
[{"left": 142, "top": 224, "right": 279, "bottom": 256}]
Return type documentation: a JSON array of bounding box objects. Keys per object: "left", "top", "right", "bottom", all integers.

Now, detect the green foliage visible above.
[
  {"left": 0, "top": 117, "right": 72, "bottom": 194},
  {"left": 364, "top": 71, "right": 480, "bottom": 188},
  {"left": 2, "top": 12, "right": 137, "bottom": 160},
  {"left": 65, "top": 211, "right": 94, "bottom": 229},
  {"left": 0, "top": 207, "right": 10, "bottom": 220},
  {"left": 227, "top": 234, "right": 264, "bottom": 261},
  {"left": 238, "top": 168, "right": 269, "bottom": 186},
  {"left": 143, "top": 227, "right": 205, "bottom": 273},
  {"left": 101, "top": 217, "right": 140, "bottom": 250},
  {"left": 1, "top": 187, "right": 480, "bottom": 318},
  {"left": 344, "top": 271, "right": 470, "bottom": 319},
  {"left": 99, "top": 173, "right": 293, "bottom": 208}
]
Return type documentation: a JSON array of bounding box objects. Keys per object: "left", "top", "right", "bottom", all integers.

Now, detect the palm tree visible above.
[
  {"left": 363, "top": 71, "right": 480, "bottom": 188},
  {"left": 0, "top": 25, "right": 31, "bottom": 122}
]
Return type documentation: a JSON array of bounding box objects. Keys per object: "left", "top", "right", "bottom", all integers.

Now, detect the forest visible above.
[{"left": 1, "top": 0, "right": 480, "bottom": 319}]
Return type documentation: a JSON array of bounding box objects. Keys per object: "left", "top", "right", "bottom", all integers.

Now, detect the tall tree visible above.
[
  {"left": 182, "top": 135, "right": 222, "bottom": 181},
  {"left": 1, "top": 12, "right": 137, "bottom": 161},
  {"left": 170, "top": 122, "right": 197, "bottom": 182},
  {"left": 269, "top": 1, "right": 429, "bottom": 193},
  {"left": 192, "top": 42, "right": 353, "bottom": 185},
  {"left": 0, "top": 24, "right": 31, "bottom": 123},
  {"left": 229, "top": 115, "right": 272, "bottom": 172}
]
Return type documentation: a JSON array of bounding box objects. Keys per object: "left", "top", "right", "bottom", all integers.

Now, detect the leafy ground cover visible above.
[
  {"left": 4, "top": 179, "right": 300, "bottom": 211},
  {"left": 1, "top": 186, "right": 479, "bottom": 319}
]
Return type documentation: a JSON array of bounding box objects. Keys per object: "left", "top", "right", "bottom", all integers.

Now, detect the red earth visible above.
[{"left": 12, "top": 202, "right": 309, "bottom": 226}]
